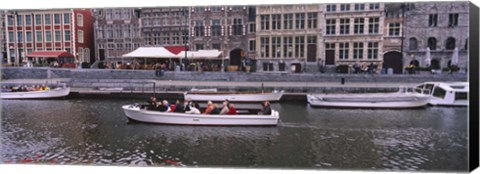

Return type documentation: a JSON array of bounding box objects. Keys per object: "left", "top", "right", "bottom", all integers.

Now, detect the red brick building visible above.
[{"left": 3, "top": 9, "right": 94, "bottom": 66}]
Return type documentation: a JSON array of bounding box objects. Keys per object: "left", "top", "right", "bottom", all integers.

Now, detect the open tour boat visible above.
[
  {"left": 122, "top": 103, "right": 279, "bottom": 126},
  {"left": 1, "top": 85, "right": 70, "bottom": 99},
  {"left": 307, "top": 88, "right": 431, "bottom": 109},
  {"left": 415, "top": 82, "right": 468, "bottom": 106},
  {"left": 184, "top": 90, "right": 284, "bottom": 102}
]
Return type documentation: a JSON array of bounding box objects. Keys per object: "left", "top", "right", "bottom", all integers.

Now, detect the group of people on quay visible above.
[
  {"left": 1, "top": 84, "right": 50, "bottom": 92},
  {"left": 145, "top": 97, "right": 272, "bottom": 115}
]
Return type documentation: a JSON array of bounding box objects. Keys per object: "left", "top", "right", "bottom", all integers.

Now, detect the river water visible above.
[{"left": 1, "top": 98, "right": 468, "bottom": 172}]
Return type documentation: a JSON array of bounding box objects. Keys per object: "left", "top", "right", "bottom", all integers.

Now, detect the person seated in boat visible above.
[
  {"left": 145, "top": 96, "right": 158, "bottom": 110},
  {"left": 40, "top": 84, "right": 50, "bottom": 91},
  {"left": 27, "top": 85, "right": 35, "bottom": 91},
  {"left": 211, "top": 104, "right": 221, "bottom": 115},
  {"left": 173, "top": 100, "right": 185, "bottom": 113},
  {"left": 186, "top": 103, "right": 201, "bottom": 114},
  {"left": 183, "top": 99, "right": 192, "bottom": 112},
  {"left": 169, "top": 100, "right": 177, "bottom": 112},
  {"left": 203, "top": 101, "right": 215, "bottom": 114},
  {"left": 219, "top": 99, "right": 230, "bottom": 115},
  {"left": 156, "top": 100, "right": 170, "bottom": 112},
  {"left": 1, "top": 85, "right": 11, "bottom": 92},
  {"left": 226, "top": 103, "right": 238, "bottom": 115},
  {"left": 258, "top": 101, "right": 272, "bottom": 115}
]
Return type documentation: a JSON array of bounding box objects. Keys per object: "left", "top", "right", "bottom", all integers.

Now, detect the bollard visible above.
[{"left": 341, "top": 77, "right": 345, "bottom": 85}]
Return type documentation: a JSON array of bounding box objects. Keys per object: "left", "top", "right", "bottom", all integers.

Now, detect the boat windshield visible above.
[{"left": 432, "top": 87, "right": 446, "bottom": 99}]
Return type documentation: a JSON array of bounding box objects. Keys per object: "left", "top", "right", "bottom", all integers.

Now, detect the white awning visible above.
[
  {"left": 177, "top": 50, "right": 223, "bottom": 59},
  {"left": 122, "top": 47, "right": 178, "bottom": 58}
]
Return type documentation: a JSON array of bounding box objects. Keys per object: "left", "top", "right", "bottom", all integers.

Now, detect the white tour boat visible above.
[
  {"left": 184, "top": 90, "right": 284, "bottom": 102},
  {"left": 122, "top": 104, "right": 279, "bottom": 126},
  {"left": 415, "top": 82, "right": 468, "bottom": 106},
  {"left": 1, "top": 85, "right": 70, "bottom": 99},
  {"left": 307, "top": 88, "right": 431, "bottom": 109}
]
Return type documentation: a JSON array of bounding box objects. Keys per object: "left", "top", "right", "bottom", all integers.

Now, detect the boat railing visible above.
[{"left": 399, "top": 86, "right": 430, "bottom": 95}]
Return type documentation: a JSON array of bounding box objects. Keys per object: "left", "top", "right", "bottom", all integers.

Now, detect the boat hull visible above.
[
  {"left": 307, "top": 93, "right": 430, "bottom": 109},
  {"left": 122, "top": 104, "right": 279, "bottom": 126},
  {"left": 0, "top": 87, "right": 70, "bottom": 99},
  {"left": 184, "top": 91, "right": 283, "bottom": 102}
]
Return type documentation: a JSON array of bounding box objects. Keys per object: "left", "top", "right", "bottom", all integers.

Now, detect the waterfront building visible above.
[
  {"left": 403, "top": 1, "right": 469, "bottom": 71},
  {"left": 255, "top": 4, "right": 323, "bottom": 73},
  {"left": 141, "top": 7, "right": 189, "bottom": 49},
  {"left": 3, "top": 9, "right": 94, "bottom": 65},
  {"left": 322, "top": 3, "right": 385, "bottom": 72},
  {"left": 92, "top": 8, "right": 142, "bottom": 64},
  {"left": 189, "top": 5, "right": 251, "bottom": 71},
  {"left": 383, "top": 3, "right": 406, "bottom": 74},
  {"left": 1, "top": 10, "right": 6, "bottom": 63}
]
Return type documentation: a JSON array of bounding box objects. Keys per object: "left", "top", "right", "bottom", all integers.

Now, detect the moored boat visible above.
[
  {"left": 122, "top": 104, "right": 279, "bottom": 126},
  {"left": 415, "top": 82, "right": 468, "bottom": 106},
  {"left": 0, "top": 85, "right": 70, "bottom": 99},
  {"left": 307, "top": 89, "right": 431, "bottom": 109},
  {"left": 184, "top": 90, "right": 284, "bottom": 102}
]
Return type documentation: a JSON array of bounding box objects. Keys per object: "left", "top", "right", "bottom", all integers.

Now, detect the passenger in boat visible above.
[
  {"left": 258, "top": 101, "right": 272, "bottom": 115},
  {"left": 173, "top": 100, "right": 185, "bottom": 113},
  {"left": 186, "top": 103, "right": 201, "bottom": 114},
  {"left": 146, "top": 96, "right": 158, "bottom": 110},
  {"left": 157, "top": 100, "right": 170, "bottom": 112},
  {"left": 219, "top": 99, "right": 230, "bottom": 115},
  {"left": 1, "top": 86, "right": 11, "bottom": 92},
  {"left": 169, "top": 100, "right": 177, "bottom": 112},
  {"left": 34, "top": 85, "right": 41, "bottom": 91},
  {"left": 203, "top": 101, "right": 215, "bottom": 114},
  {"left": 211, "top": 104, "right": 221, "bottom": 115},
  {"left": 183, "top": 100, "right": 192, "bottom": 112},
  {"left": 226, "top": 103, "right": 238, "bottom": 115}
]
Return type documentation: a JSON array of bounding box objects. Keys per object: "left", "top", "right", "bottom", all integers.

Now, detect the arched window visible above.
[
  {"left": 445, "top": 37, "right": 456, "bottom": 50},
  {"left": 409, "top": 37, "right": 418, "bottom": 51},
  {"left": 428, "top": 37, "right": 436, "bottom": 50}
]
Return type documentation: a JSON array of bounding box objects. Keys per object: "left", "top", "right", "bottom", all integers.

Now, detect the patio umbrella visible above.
[
  {"left": 424, "top": 47, "right": 431, "bottom": 67},
  {"left": 451, "top": 47, "right": 459, "bottom": 65}
]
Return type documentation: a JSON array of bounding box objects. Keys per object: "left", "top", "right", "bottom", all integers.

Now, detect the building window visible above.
[
  {"left": 16, "top": 32, "right": 23, "bottom": 42},
  {"left": 429, "top": 14, "right": 437, "bottom": 27},
  {"left": 54, "top": 31, "right": 61, "bottom": 42},
  {"left": 354, "top": 18, "right": 364, "bottom": 34},
  {"left": 194, "top": 44, "right": 203, "bottom": 50},
  {"left": 8, "top": 32, "right": 14, "bottom": 41},
  {"left": 448, "top": 13, "right": 458, "bottom": 27},
  {"left": 367, "top": 42, "right": 378, "bottom": 59},
  {"left": 45, "top": 14, "right": 51, "bottom": 25},
  {"left": 294, "top": 36, "right": 304, "bottom": 58},
  {"left": 353, "top": 42, "right": 363, "bottom": 59},
  {"left": 272, "top": 37, "right": 281, "bottom": 58},
  {"left": 260, "top": 15, "right": 270, "bottom": 30},
  {"left": 326, "top": 4, "right": 336, "bottom": 12},
  {"left": 212, "top": 43, "right": 221, "bottom": 50},
  {"left": 283, "top": 36, "right": 293, "bottom": 58},
  {"left": 77, "top": 14, "right": 83, "bottom": 27},
  {"left": 283, "top": 14, "right": 293, "bottom": 30},
  {"left": 272, "top": 14, "right": 281, "bottom": 30},
  {"left": 260, "top": 37, "right": 269, "bottom": 58},
  {"left": 124, "top": 25, "right": 130, "bottom": 38},
  {"left": 249, "top": 40, "right": 256, "bottom": 51},
  {"left": 326, "top": 19, "right": 336, "bottom": 35},
  {"left": 409, "top": 37, "right": 417, "bottom": 51},
  {"left": 339, "top": 43, "right": 349, "bottom": 60},
  {"left": 17, "top": 15, "right": 23, "bottom": 26},
  {"left": 64, "top": 14, "right": 70, "bottom": 24},
  {"left": 78, "top": 30, "right": 84, "bottom": 43},
  {"left": 388, "top": 23, "right": 400, "bottom": 36},
  {"left": 368, "top": 17, "right": 379, "bottom": 34},
  {"left": 369, "top": 3, "right": 380, "bottom": 10},
  {"left": 26, "top": 31, "right": 32, "bottom": 42},
  {"left": 35, "top": 14, "right": 42, "bottom": 25},
  {"left": 25, "top": 15, "right": 32, "bottom": 25},
  {"left": 212, "top": 19, "right": 221, "bottom": 36},
  {"left": 7, "top": 15, "right": 14, "bottom": 26},
  {"left": 211, "top": 6, "right": 222, "bottom": 12},
  {"left": 54, "top": 14, "right": 61, "bottom": 24},
  {"left": 428, "top": 37, "right": 437, "bottom": 50},
  {"left": 232, "top": 18, "right": 243, "bottom": 35},
  {"left": 45, "top": 31, "right": 52, "bottom": 41},
  {"left": 307, "top": 13, "right": 317, "bottom": 29},
  {"left": 36, "top": 31, "right": 42, "bottom": 42},
  {"left": 340, "top": 18, "right": 350, "bottom": 35},
  {"left": 249, "top": 23, "right": 256, "bottom": 33},
  {"left": 354, "top": 4, "right": 365, "bottom": 11},
  {"left": 295, "top": 13, "right": 305, "bottom": 29},
  {"left": 445, "top": 37, "right": 456, "bottom": 50},
  {"left": 340, "top": 4, "right": 350, "bottom": 11},
  {"left": 65, "top": 30, "right": 71, "bottom": 41},
  {"left": 194, "top": 20, "right": 204, "bottom": 37},
  {"left": 194, "top": 7, "right": 205, "bottom": 12}
]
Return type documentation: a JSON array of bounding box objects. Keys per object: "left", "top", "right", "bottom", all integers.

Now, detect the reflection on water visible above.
[{"left": 1, "top": 99, "right": 468, "bottom": 171}]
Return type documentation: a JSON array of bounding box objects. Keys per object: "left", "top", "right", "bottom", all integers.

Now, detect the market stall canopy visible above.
[
  {"left": 177, "top": 50, "right": 223, "bottom": 59},
  {"left": 122, "top": 47, "right": 178, "bottom": 58},
  {"left": 26, "top": 51, "right": 74, "bottom": 58}
]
